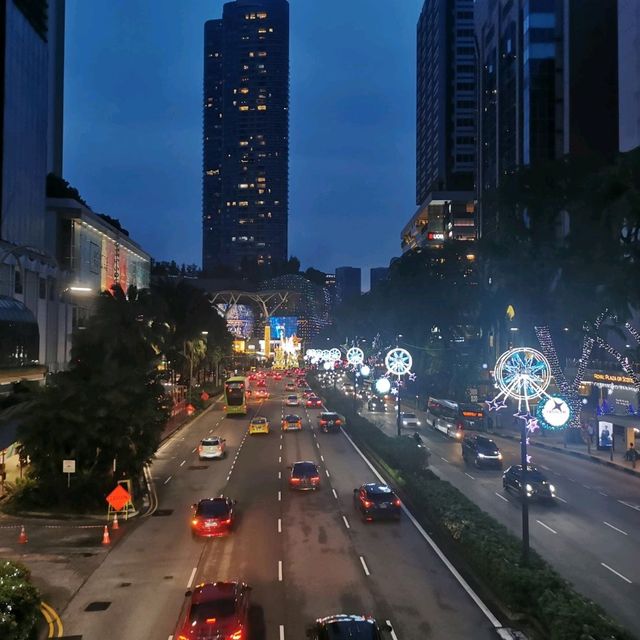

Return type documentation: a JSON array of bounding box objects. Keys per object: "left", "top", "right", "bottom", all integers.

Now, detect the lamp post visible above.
[{"left": 520, "top": 420, "right": 530, "bottom": 564}]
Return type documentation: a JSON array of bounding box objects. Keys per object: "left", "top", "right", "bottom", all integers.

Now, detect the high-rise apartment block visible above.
[
  {"left": 402, "top": 0, "right": 477, "bottom": 254},
  {"left": 202, "top": 0, "right": 289, "bottom": 274}
]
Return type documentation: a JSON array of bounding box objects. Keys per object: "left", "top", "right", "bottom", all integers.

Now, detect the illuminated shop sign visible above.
[{"left": 592, "top": 372, "right": 635, "bottom": 385}]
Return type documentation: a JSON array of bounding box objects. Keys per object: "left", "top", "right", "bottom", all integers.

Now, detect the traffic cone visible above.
[
  {"left": 18, "top": 525, "right": 28, "bottom": 544},
  {"left": 101, "top": 525, "right": 111, "bottom": 545},
  {"left": 112, "top": 513, "right": 119, "bottom": 530}
]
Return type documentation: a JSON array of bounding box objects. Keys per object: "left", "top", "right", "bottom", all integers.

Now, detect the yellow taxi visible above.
[{"left": 249, "top": 416, "right": 270, "bottom": 435}]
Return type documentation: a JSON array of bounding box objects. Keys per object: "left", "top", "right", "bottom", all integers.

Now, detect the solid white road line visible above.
[
  {"left": 495, "top": 492, "right": 509, "bottom": 502},
  {"left": 603, "top": 521, "right": 629, "bottom": 536},
  {"left": 387, "top": 621, "right": 398, "bottom": 640},
  {"left": 601, "top": 562, "right": 633, "bottom": 584},
  {"left": 187, "top": 567, "right": 197, "bottom": 588},
  {"left": 340, "top": 427, "right": 504, "bottom": 630},
  {"left": 278, "top": 491, "right": 282, "bottom": 502},
  {"left": 618, "top": 500, "right": 640, "bottom": 512},
  {"left": 278, "top": 560, "right": 283, "bottom": 581},
  {"left": 536, "top": 520, "right": 557, "bottom": 534},
  {"left": 464, "top": 472, "right": 475, "bottom": 480},
  {"left": 280, "top": 625, "right": 285, "bottom": 640},
  {"left": 342, "top": 515, "right": 350, "bottom": 529},
  {"left": 332, "top": 488, "right": 338, "bottom": 499},
  {"left": 556, "top": 496, "right": 568, "bottom": 504},
  {"left": 278, "top": 518, "right": 282, "bottom": 533},
  {"left": 359, "top": 556, "right": 371, "bottom": 576},
  {"left": 164, "top": 475, "right": 172, "bottom": 485}
]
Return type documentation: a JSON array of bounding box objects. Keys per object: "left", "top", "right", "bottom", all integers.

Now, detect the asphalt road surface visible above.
[
  {"left": 56, "top": 377, "right": 500, "bottom": 639},
  {"left": 362, "top": 399, "right": 640, "bottom": 633}
]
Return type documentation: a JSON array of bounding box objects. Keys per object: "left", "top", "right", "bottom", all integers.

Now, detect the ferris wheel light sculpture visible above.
[
  {"left": 385, "top": 348, "right": 413, "bottom": 377},
  {"left": 346, "top": 347, "right": 364, "bottom": 366},
  {"left": 487, "top": 347, "right": 568, "bottom": 432}
]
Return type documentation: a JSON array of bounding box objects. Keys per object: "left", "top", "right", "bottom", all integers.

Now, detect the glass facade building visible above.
[{"left": 202, "top": 0, "right": 289, "bottom": 273}]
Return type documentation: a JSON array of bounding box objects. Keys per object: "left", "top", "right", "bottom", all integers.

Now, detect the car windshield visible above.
[
  {"left": 477, "top": 439, "right": 498, "bottom": 452},
  {"left": 202, "top": 439, "right": 219, "bottom": 446},
  {"left": 366, "top": 486, "right": 395, "bottom": 502},
  {"left": 189, "top": 599, "right": 236, "bottom": 623},
  {"left": 320, "top": 620, "right": 378, "bottom": 639},
  {"left": 527, "top": 470, "right": 547, "bottom": 482},
  {"left": 285, "top": 415, "right": 299, "bottom": 422},
  {"left": 196, "top": 501, "right": 229, "bottom": 517},
  {"left": 403, "top": 413, "right": 417, "bottom": 419},
  {"left": 293, "top": 463, "right": 317, "bottom": 477},
  {"left": 322, "top": 413, "right": 339, "bottom": 420}
]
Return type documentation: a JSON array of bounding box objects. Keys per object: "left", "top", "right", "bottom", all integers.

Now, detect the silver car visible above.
[{"left": 198, "top": 436, "right": 226, "bottom": 460}]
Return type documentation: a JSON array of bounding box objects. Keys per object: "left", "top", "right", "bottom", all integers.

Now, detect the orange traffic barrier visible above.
[
  {"left": 112, "top": 513, "right": 119, "bottom": 530},
  {"left": 101, "top": 525, "right": 111, "bottom": 545},
  {"left": 18, "top": 525, "right": 28, "bottom": 544}
]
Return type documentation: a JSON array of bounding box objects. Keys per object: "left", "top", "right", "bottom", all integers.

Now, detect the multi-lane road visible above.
[
  {"left": 362, "top": 398, "right": 640, "bottom": 633},
  {"left": 52, "top": 376, "right": 503, "bottom": 639}
]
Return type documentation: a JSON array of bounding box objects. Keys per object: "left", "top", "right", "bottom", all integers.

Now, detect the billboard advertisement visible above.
[{"left": 269, "top": 316, "right": 298, "bottom": 340}]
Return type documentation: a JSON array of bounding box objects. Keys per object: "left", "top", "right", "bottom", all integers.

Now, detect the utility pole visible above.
[{"left": 520, "top": 420, "right": 530, "bottom": 564}]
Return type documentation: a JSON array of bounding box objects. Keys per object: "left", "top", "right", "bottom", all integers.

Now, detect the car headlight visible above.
[
  {"left": 525, "top": 483, "right": 533, "bottom": 494},
  {"left": 497, "top": 452, "right": 503, "bottom": 460},
  {"left": 477, "top": 453, "right": 486, "bottom": 458},
  {"left": 416, "top": 421, "right": 421, "bottom": 425},
  {"left": 549, "top": 484, "right": 556, "bottom": 493}
]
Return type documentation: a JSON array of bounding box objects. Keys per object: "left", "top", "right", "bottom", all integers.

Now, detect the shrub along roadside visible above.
[
  {"left": 316, "top": 384, "right": 634, "bottom": 640},
  {"left": 0, "top": 560, "right": 40, "bottom": 640}
]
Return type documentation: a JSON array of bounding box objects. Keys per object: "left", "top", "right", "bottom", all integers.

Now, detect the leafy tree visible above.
[
  {"left": 16, "top": 286, "right": 170, "bottom": 508},
  {"left": 0, "top": 560, "right": 40, "bottom": 640}
]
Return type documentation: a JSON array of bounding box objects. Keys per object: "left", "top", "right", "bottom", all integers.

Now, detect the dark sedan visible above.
[
  {"left": 307, "top": 614, "right": 392, "bottom": 639},
  {"left": 503, "top": 465, "right": 557, "bottom": 501},
  {"left": 353, "top": 483, "right": 401, "bottom": 521}
]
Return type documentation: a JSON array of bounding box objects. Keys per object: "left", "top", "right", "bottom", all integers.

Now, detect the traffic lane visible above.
[
  {"left": 280, "top": 408, "right": 381, "bottom": 639},
  {"left": 60, "top": 407, "right": 241, "bottom": 640},
  {"left": 306, "top": 408, "right": 497, "bottom": 640},
  {"left": 191, "top": 395, "right": 285, "bottom": 640},
  {"left": 416, "top": 432, "right": 640, "bottom": 632}
]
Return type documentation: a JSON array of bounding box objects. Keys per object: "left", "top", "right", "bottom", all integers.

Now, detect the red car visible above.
[
  {"left": 177, "top": 581, "right": 250, "bottom": 640},
  {"left": 191, "top": 497, "right": 236, "bottom": 537},
  {"left": 274, "top": 373, "right": 282, "bottom": 381},
  {"left": 306, "top": 395, "right": 322, "bottom": 408}
]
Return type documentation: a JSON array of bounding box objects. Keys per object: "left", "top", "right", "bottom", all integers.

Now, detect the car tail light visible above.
[
  {"left": 229, "top": 629, "right": 243, "bottom": 640},
  {"left": 393, "top": 498, "right": 401, "bottom": 507},
  {"left": 222, "top": 518, "right": 231, "bottom": 525},
  {"left": 362, "top": 499, "right": 373, "bottom": 508},
  {"left": 205, "top": 617, "right": 217, "bottom": 624},
  {"left": 336, "top": 420, "right": 342, "bottom": 425},
  {"left": 311, "top": 476, "right": 320, "bottom": 484},
  {"left": 320, "top": 420, "right": 327, "bottom": 425},
  {"left": 290, "top": 477, "right": 301, "bottom": 484},
  {"left": 198, "top": 445, "right": 203, "bottom": 452},
  {"left": 191, "top": 518, "right": 200, "bottom": 526}
]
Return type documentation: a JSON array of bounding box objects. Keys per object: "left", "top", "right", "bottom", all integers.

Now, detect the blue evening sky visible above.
[{"left": 64, "top": 1, "right": 424, "bottom": 289}]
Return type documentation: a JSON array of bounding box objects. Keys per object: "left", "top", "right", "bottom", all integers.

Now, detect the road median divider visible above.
[{"left": 312, "top": 382, "right": 635, "bottom": 640}]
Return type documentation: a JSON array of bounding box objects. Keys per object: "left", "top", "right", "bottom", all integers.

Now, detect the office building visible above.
[
  {"left": 475, "top": 0, "right": 620, "bottom": 236},
  {"left": 618, "top": 0, "right": 640, "bottom": 152},
  {"left": 202, "top": 0, "right": 290, "bottom": 274},
  {"left": 369, "top": 267, "right": 389, "bottom": 292},
  {"left": 335, "top": 267, "right": 361, "bottom": 305},
  {"left": 402, "top": 0, "right": 477, "bottom": 254},
  {"left": 47, "top": 0, "right": 65, "bottom": 176}
]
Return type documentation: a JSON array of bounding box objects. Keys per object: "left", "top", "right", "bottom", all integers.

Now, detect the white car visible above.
[
  {"left": 401, "top": 412, "right": 421, "bottom": 428},
  {"left": 285, "top": 394, "right": 300, "bottom": 406},
  {"left": 198, "top": 436, "right": 226, "bottom": 460}
]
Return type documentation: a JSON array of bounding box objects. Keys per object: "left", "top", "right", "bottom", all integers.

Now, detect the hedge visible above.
[
  {"left": 0, "top": 560, "right": 40, "bottom": 640},
  {"left": 315, "top": 384, "right": 634, "bottom": 640}
]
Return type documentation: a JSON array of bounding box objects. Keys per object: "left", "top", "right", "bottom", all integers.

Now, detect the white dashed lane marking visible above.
[
  {"left": 332, "top": 489, "right": 338, "bottom": 499},
  {"left": 342, "top": 515, "right": 350, "bottom": 529},
  {"left": 359, "top": 556, "right": 371, "bottom": 576},
  {"left": 278, "top": 560, "right": 283, "bottom": 581},
  {"left": 495, "top": 492, "right": 509, "bottom": 502},
  {"left": 601, "top": 562, "right": 632, "bottom": 584},
  {"left": 164, "top": 475, "right": 172, "bottom": 485},
  {"left": 464, "top": 472, "right": 475, "bottom": 480},
  {"left": 186, "top": 567, "right": 197, "bottom": 588},
  {"left": 278, "top": 518, "right": 282, "bottom": 534},
  {"left": 536, "top": 520, "right": 557, "bottom": 534},
  {"left": 603, "top": 521, "right": 628, "bottom": 536}
]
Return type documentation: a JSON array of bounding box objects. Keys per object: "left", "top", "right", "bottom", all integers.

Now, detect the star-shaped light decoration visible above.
[{"left": 408, "top": 372, "right": 417, "bottom": 382}]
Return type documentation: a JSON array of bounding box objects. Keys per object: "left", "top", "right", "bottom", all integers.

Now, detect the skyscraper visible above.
[
  {"left": 335, "top": 267, "right": 361, "bottom": 305},
  {"left": 202, "top": 0, "right": 289, "bottom": 274},
  {"left": 401, "top": 0, "right": 477, "bottom": 254}
]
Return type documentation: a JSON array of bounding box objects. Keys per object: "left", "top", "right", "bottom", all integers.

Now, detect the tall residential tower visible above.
[{"left": 202, "top": 0, "right": 289, "bottom": 274}]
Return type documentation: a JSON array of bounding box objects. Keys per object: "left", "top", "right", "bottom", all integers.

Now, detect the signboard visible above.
[
  {"left": 592, "top": 372, "right": 635, "bottom": 385},
  {"left": 598, "top": 421, "right": 613, "bottom": 450},
  {"left": 269, "top": 316, "right": 298, "bottom": 340},
  {"left": 106, "top": 484, "right": 132, "bottom": 512},
  {"left": 62, "top": 459, "right": 76, "bottom": 474},
  {"left": 427, "top": 232, "right": 445, "bottom": 241}
]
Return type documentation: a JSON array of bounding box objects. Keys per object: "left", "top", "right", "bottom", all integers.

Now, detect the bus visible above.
[
  {"left": 224, "top": 376, "right": 249, "bottom": 415},
  {"left": 425, "top": 398, "right": 486, "bottom": 439}
]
